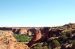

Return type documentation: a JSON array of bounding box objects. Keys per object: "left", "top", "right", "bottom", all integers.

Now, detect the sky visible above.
[{"left": 0, "top": 0, "right": 75, "bottom": 27}]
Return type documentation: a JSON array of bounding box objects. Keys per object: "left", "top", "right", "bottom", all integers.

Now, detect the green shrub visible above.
[
  {"left": 42, "top": 46, "right": 49, "bottom": 49},
  {"left": 14, "top": 34, "right": 31, "bottom": 42},
  {"left": 52, "top": 39, "right": 60, "bottom": 47},
  {"left": 32, "top": 43, "right": 43, "bottom": 49},
  {"left": 72, "top": 40, "right": 75, "bottom": 49}
]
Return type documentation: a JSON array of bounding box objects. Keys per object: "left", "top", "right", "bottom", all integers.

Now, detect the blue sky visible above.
[{"left": 0, "top": 0, "right": 75, "bottom": 27}]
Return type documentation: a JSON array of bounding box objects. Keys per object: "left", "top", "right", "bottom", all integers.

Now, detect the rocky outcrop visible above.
[
  {"left": 27, "top": 29, "right": 42, "bottom": 47},
  {"left": 27, "top": 28, "right": 63, "bottom": 47},
  {"left": 12, "top": 28, "right": 28, "bottom": 35},
  {"left": 0, "top": 30, "right": 30, "bottom": 49},
  {"left": 20, "top": 28, "right": 28, "bottom": 34}
]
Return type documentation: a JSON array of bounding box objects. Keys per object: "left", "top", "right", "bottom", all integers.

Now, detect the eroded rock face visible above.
[
  {"left": 12, "top": 28, "right": 28, "bottom": 35},
  {"left": 19, "top": 28, "right": 28, "bottom": 34},
  {"left": 27, "top": 28, "right": 50, "bottom": 47},
  {"left": 0, "top": 30, "right": 30, "bottom": 49},
  {"left": 27, "top": 29, "right": 42, "bottom": 47},
  {"left": 27, "top": 28, "right": 63, "bottom": 47}
]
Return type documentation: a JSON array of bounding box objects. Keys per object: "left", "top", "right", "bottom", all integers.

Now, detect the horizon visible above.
[
  {"left": 0, "top": 23, "right": 74, "bottom": 27},
  {"left": 0, "top": 0, "right": 75, "bottom": 27}
]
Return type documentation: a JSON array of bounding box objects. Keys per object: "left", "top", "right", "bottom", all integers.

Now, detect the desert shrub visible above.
[
  {"left": 72, "top": 40, "right": 75, "bottom": 49},
  {"left": 14, "top": 34, "right": 31, "bottom": 42},
  {"left": 32, "top": 43, "right": 43, "bottom": 49},
  {"left": 59, "top": 32, "right": 68, "bottom": 43},
  {"left": 31, "top": 43, "right": 49, "bottom": 49},
  {"left": 43, "top": 42, "right": 51, "bottom": 49},
  {"left": 51, "top": 39, "right": 60, "bottom": 47},
  {"left": 42, "top": 46, "right": 49, "bottom": 49},
  {"left": 62, "top": 29, "right": 72, "bottom": 37}
]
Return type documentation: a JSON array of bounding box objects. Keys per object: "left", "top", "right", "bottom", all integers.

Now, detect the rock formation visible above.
[
  {"left": 27, "top": 29, "right": 42, "bottom": 47},
  {"left": 0, "top": 30, "right": 30, "bottom": 49},
  {"left": 27, "top": 28, "right": 63, "bottom": 47}
]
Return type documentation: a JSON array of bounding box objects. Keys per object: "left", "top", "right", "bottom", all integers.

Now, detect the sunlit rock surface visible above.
[{"left": 0, "top": 30, "right": 30, "bottom": 49}]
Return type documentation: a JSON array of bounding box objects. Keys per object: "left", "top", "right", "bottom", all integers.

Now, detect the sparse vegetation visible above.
[
  {"left": 14, "top": 34, "right": 31, "bottom": 42},
  {"left": 0, "top": 23, "right": 75, "bottom": 49},
  {"left": 31, "top": 43, "right": 48, "bottom": 49}
]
